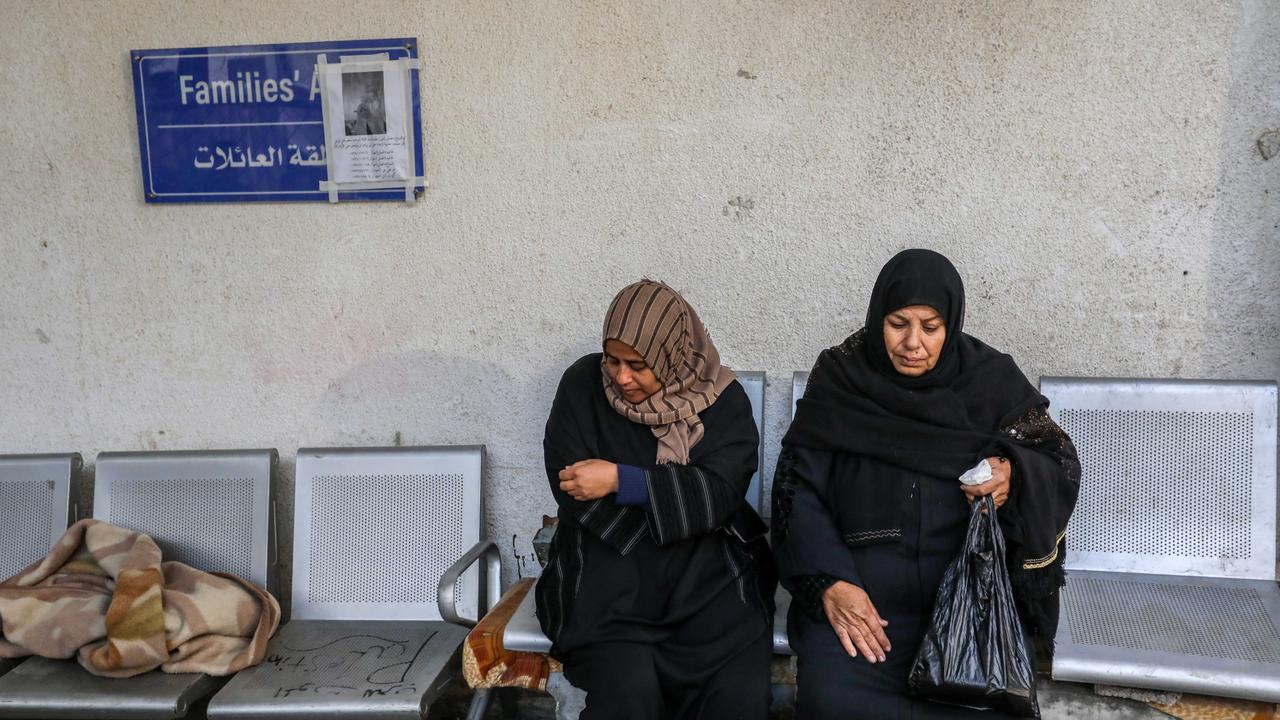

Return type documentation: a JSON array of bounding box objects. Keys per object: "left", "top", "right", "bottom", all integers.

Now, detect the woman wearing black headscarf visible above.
[{"left": 772, "top": 249, "right": 1080, "bottom": 718}]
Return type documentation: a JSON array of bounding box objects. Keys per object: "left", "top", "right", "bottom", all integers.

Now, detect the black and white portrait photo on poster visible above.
[{"left": 343, "top": 71, "right": 386, "bottom": 136}]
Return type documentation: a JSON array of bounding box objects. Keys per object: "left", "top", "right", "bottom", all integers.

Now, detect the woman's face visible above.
[
  {"left": 882, "top": 305, "right": 946, "bottom": 376},
  {"left": 604, "top": 339, "right": 663, "bottom": 402}
]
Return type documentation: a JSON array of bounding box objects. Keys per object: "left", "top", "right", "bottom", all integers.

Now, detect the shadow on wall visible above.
[
  {"left": 269, "top": 348, "right": 562, "bottom": 615},
  {"left": 1206, "top": 0, "right": 1280, "bottom": 565},
  {"left": 1205, "top": 0, "right": 1280, "bottom": 380}
]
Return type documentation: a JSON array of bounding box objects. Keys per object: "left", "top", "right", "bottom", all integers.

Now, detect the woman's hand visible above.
[
  {"left": 558, "top": 459, "right": 619, "bottom": 501},
  {"left": 960, "top": 456, "right": 1012, "bottom": 511},
  {"left": 822, "top": 580, "right": 891, "bottom": 663}
]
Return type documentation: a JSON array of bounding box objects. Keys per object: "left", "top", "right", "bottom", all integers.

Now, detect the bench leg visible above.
[
  {"left": 464, "top": 688, "right": 493, "bottom": 720},
  {"left": 547, "top": 673, "right": 587, "bottom": 720}
]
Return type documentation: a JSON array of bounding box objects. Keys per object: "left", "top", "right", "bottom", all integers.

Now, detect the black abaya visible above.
[
  {"left": 782, "top": 446, "right": 1021, "bottom": 719},
  {"left": 536, "top": 353, "right": 774, "bottom": 720},
  {"left": 772, "top": 249, "right": 1080, "bottom": 717}
]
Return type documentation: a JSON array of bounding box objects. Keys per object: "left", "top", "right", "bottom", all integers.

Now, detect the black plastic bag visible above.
[{"left": 907, "top": 495, "right": 1039, "bottom": 717}]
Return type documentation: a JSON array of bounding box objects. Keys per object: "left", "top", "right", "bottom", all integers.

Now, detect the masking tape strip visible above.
[
  {"left": 339, "top": 53, "right": 390, "bottom": 64},
  {"left": 401, "top": 56, "right": 418, "bottom": 203},
  {"left": 320, "top": 177, "right": 426, "bottom": 192},
  {"left": 315, "top": 54, "right": 339, "bottom": 204}
]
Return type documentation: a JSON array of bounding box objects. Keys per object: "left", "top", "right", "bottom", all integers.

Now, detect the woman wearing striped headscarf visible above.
[{"left": 536, "top": 279, "right": 775, "bottom": 720}]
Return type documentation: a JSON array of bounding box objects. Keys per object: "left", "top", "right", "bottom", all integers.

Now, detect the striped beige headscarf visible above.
[{"left": 601, "top": 279, "right": 736, "bottom": 464}]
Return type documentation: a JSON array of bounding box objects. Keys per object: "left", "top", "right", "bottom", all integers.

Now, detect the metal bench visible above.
[
  {"left": 0, "top": 449, "right": 277, "bottom": 719},
  {"left": 766, "top": 371, "right": 813, "bottom": 657},
  {"left": 0, "top": 453, "right": 78, "bottom": 678},
  {"left": 501, "top": 373, "right": 780, "bottom": 718},
  {"left": 791, "top": 370, "right": 808, "bottom": 418},
  {"left": 1043, "top": 378, "right": 1280, "bottom": 702},
  {"left": 0, "top": 453, "right": 77, "bottom": 583},
  {"left": 207, "top": 445, "right": 499, "bottom": 720},
  {"left": 737, "top": 370, "right": 766, "bottom": 513}
]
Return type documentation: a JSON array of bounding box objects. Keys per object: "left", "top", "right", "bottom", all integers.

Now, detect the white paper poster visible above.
[{"left": 323, "top": 63, "right": 409, "bottom": 184}]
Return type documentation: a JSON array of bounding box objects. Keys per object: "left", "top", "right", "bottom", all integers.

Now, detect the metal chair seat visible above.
[
  {"left": 1043, "top": 378, "right": 1279, "bottom": 702},
  {"left": 1054, "top": 569, "right": 1280, "bottom": 701},
  {"left": 208, "top": 446, "right": 495, "bottom": 720},
  {"left": 205, "top": 620, "right": 467, "bottom": 719},
  {"left": 0, "top": 658, "right": 221, "bottom": 720}
]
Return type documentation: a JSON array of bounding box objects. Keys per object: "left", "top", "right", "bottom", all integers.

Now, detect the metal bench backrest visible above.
[
  {"left": 0, "top": 454, "right": 77, "bottom": 580},
  {"left": 1041, "top": 378, "right": 1278, "bottom": 581},
  {"left": 737, "top": 371, "right": 766, "bottom": 513},
  {"left": 291, "top": 445, "right": 484, "bottom": 622},
  {"left": 93, "top": 449, "right": 275, "bottom": 589},
  {"left": 791, "top": 371, "right": 809, "bottom": 420}
]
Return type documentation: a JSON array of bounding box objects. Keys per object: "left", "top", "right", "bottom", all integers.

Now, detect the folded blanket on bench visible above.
[
  {"left": 463, "top": 578, "right": 560, "bottom": 691},
  {"left": 0, "top": 518, "right": 280, "bottom": 678}
]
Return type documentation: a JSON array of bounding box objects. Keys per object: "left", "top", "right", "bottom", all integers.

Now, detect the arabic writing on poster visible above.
[
  {"left": 330, "top": 135, "right": 403, "bottom": 181},
  {"left": 193, "top": 144, "right": 327, "bottom": 170}
]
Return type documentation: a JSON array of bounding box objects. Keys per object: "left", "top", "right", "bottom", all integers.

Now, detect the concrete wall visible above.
[{"left": 2, "top": 1, "right": 1277, "bottom": 602}]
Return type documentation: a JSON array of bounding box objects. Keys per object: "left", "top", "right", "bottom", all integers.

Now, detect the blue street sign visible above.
[{"left": 130, "top": 38, "right": 425, "bottom": 203}]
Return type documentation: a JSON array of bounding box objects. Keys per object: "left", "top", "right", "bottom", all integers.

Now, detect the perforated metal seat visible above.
[
  {"left": 207, "top": 445, "right": 499, "bottom": 720},
  {"left": 1043, "top": 378, "right": 1280, "bottom": 702},
  {"left": 94, "top": 450, "right": 276, "bottom": 589},
  {"left": 0, "top": 454, "right": 77, "bottom": 585},
  {"left": 0, "top": 449, "right": 276, "bottom": 719},
  {"left": 0, "top": 453, "right": 78, "bottom": 679}
]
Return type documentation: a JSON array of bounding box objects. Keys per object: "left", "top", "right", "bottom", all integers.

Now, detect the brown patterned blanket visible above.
[
  {"left": 462, "top": 578, "right": 559, "bottom": 690},
  {"left": 0, "top": 519, "right": 280, "bottom": 677}
]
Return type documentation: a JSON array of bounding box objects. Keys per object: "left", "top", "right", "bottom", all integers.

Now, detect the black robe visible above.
[
  {"left": 773, "top": 405, "right": 1079, "bottom": 720},
  {"left": 536, "top": 353, "right": 775, "bottom": 720},
  {"left": 773, "top": 250, "right": 1081, "bottom": 717}
]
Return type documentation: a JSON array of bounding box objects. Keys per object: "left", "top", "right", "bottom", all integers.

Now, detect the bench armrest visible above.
[{"left": 438, "top": 540, "right": 502, "bottom": 627}]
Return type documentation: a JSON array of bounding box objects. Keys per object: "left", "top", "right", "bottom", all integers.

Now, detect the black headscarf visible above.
[
  {"left": 785, "top": 249, "right": 1045, "bottom": 474},
  {"left": 781, "top": 249, "right": 1079, "bottom": 640}
]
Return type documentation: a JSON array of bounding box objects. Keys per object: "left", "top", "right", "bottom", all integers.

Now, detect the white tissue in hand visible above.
[{"left": 959, "top": 459, "right": 993, "bottom": 486}]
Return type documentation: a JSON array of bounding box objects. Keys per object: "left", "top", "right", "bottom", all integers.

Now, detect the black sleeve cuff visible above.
[{"left": 790, "top": 573, "right": 838, "bottom": 622}]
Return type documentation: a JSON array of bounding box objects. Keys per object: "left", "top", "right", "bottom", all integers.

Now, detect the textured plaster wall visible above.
[{"left": 2, "top": 1, "right": 1278, "bottom": 605}]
